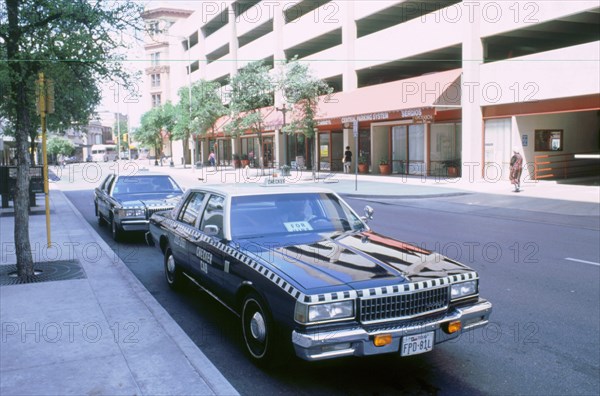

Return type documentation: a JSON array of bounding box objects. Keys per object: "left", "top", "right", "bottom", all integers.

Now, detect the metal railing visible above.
[{"left": 534, "top": 152, "right": 600, "bottom": 180}]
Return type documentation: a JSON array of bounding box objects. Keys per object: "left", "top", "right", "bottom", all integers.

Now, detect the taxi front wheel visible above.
[
  {"left": 242, "top": 292, "right": 282, "bottom": 365},
  {"left": 164, "top": 248, "right": 183, "bottom": 290}
]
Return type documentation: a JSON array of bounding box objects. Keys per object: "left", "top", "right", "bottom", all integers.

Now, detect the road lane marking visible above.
[{"left": 565, "top": 258, "right": 600, "bottom": 267}]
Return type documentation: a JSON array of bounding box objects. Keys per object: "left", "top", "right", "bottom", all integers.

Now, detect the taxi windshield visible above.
[
  {"left": 230, "top": 193, "right": 364, "bottom": 239},
  {"left": 112, "top": 176, "right": 182, "bottom": 195}
]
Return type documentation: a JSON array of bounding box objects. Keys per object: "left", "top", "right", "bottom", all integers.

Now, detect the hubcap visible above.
[
  {"left": 167, "top": 255, "right": 175, "bottom": 275},
  {"left": 249, "top": 311, "right": 266, "bottom": 342}
]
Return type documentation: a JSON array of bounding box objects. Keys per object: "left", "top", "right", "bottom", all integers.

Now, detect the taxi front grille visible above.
[
  {"left": 359, "top": 287, "right": 449, "bottom": 324},
  {"left": 147, "top": 207, "right": 173, "bottom": 217}
]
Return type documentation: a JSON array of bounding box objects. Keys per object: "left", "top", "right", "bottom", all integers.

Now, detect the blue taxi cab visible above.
[{"left": 147, "top": 183, "right": 492, "bottom": 364}]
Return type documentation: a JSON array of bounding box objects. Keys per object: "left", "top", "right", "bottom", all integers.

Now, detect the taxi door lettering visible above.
[{"left": 196, "top": 247, "right": 212, "bottom": 274}]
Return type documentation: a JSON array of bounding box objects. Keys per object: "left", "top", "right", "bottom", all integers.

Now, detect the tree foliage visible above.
[
  {"left": 226, "top": 61, "right": 274, "bottom": 169},
  {"left": 46, "top": 135, "right": 74, "bottom": 156},
  {"left": 170, "top": 80, "right": 226, "bottom": 165},
  {"left": 0, "top": 0, "right": 143, "bottom": 279},
  {"left": 135, "top": 106, "right": 166, "bottom": 156},
  {"left": 280, "top": 58, "right": 333, "bottom": 139}
]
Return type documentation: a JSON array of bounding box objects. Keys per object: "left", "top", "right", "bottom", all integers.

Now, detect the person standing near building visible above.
[
  {"left": 343, "top": 146, "right": 352, "bottom": 174},
  {"left": 208, "top": 151, "right": 216, "bottom": 168},
  {"left": 510, "top": 148, "right": 523, "bottom": 192}
]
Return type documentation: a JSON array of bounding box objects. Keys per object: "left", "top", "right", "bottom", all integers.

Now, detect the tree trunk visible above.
[
  {"left": 7, "top": 0, "right": 35, "bottom": 280},
  {"left": 182, "top": 133, "right": 190, "bottom": 166},
  {"left": 29, "top": 136, "right": 36, "bottom": 165},
  {"left": 14, "top": 100, "right": 34, "bottom": 279},
  {"left": 309, "top": 137, "right": 316, "bottom": 181},
  {"left": 257, "top": 131, "right": 264, "bottom": 176}
]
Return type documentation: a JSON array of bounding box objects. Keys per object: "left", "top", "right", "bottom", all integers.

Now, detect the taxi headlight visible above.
[
  {"left": 119, "top": 209, "right": 145, "bottom": 217},
  {"left": 450, "top": 280, "right": 478, "bottom": 300},
  {"left": 295, "top": 300, "right": 354, "bottom": 324}
]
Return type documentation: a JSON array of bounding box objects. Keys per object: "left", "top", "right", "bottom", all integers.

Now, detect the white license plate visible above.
[{"left": 400, "top": 331, "right": 434, "bottom": 356}]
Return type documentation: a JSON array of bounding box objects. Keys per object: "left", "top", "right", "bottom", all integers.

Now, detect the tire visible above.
[
  {"left": 164, "top": 247, "right": 183, "bottom": 290},
  {"left": 96, "top": 204, "right": 107, "bottom": 226},
  {"left": 241, "top": 292, "right": 281, "bottom": 365},
  {"left": 111, "top": 216, "right": 122, "bottom": 241}
]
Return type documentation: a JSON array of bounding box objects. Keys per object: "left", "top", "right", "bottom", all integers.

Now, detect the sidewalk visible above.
[{"left": 0, "top": 190, "right": 239, "bottom": 395}]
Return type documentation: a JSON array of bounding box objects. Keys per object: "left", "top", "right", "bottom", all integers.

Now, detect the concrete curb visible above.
[{"left": 59, "top": 190, "right": 239, "bottom": 396}]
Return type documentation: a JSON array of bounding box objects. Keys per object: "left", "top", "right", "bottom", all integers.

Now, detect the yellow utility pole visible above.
[{"left": 36, "top": 72, "right": 54, "bottom": 247}]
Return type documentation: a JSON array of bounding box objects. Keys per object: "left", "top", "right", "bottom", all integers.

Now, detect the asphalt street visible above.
[{"left": 63, "top": 185, "right": 600, "bottom": 396}]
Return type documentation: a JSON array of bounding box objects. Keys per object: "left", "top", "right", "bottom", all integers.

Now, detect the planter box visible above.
[
  {"left": 379, "top": 164, "right": 391, "bottom": 175},
  {"left": 446, "top": 166, "right": 459, "bottom": 177}
]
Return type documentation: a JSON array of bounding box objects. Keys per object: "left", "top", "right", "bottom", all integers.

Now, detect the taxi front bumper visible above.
[
  {"left": 292, "top": 299, "right": 492, "bottom": 361},
  {"left": 119, "top": 218, "right": 149, "bottom": 231}
]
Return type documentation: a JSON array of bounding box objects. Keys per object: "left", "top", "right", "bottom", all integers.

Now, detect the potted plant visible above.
[
  {"left": 358, "top": 152, "right": 369, "bottom": 174},
  {"left": 233, "top": 154, "right": 242, "bottom": 169},
  {"left": 241, "top": 154, "right": 250, "bottom": 168},
  {"left": 281, "top": 164, "right": 291, "bottom": 176},
  {"left": 379, "top": 157, "right": 391, "bottom": 175},
  {"left": 443, "top": 159, "right": 461, "bottom": 177}
]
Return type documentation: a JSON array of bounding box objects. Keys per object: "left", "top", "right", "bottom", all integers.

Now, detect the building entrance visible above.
[{"left": 392, "top": 124, "right": 425, "bottom": 175}]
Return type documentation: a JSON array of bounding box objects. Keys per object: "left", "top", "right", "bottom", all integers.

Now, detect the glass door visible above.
[
  {"left": 484, "top": 119, "right": 511, "bottom": 180},
  {"left": 262, "top": 137, "right": 273, "bottom": 167},
  {"left": 392, "top": 126, "right": 407, "bottom": 174},
  {"left": 408, "top": 124, "right": 425, "bottom": 175}
]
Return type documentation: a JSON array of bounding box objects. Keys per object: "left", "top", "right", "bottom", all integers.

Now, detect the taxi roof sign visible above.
[{"left": 262, "top": 177, "right": 287, "bottom": 187}]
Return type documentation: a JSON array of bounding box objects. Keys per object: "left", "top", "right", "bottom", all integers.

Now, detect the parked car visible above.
[
  {"left": 147, "top": 184, "right": 492, "bottom": 365},
  {"left": 64, "top": 155, "right": 79, "bottom": 164},
  {"left": 95, "top": 173, "right": 184, "bottom": 241}
]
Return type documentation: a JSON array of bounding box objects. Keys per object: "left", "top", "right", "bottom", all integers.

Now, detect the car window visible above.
[
  {"left": 100, "top": 175, "right": 113, "bottom": 192},
  {"left": 112, "top": 176, "right": 182, "bottom": 195},
  {"left": 178, "top": 192, "right": 206, "bottom": 226},
  {"left": 105, "top": 176, "right": 115, "bottom": 193},
  {"left": 200, "top": 195, "right": 224, "bottom": 238},
  {"left": 230, "top": 193, "right": 364, "bottom": 239}
]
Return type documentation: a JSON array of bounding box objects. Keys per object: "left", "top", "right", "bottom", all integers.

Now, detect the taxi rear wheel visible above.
[
  {"left": 164, "top": 248, "right": 183, "bottom": 290},
  {"left": 242, "top": 292, "right": 280, "bottom": 365}
]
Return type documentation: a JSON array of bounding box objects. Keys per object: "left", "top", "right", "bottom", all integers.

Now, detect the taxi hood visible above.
[
  {"left": 241, "top": 231, "right": 474, "bottom": 292},
  {"left": 116, "top": 192, "right": 182, "bottom": 209}
]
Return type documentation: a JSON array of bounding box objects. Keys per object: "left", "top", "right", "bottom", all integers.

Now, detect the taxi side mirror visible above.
[
  {"left": 362, "top": 205, "right": 374, "bottom": 222},
  {"left": 203, "top": 225, "right": 220, "bottom": 237}
]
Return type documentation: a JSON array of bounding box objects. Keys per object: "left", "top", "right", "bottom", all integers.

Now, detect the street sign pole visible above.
[
  {"left": 37, "top": 72, "right": 51, "bottom": 247},
  {"left": 353, "top": 120, "right": 358, "bottom": 191}
]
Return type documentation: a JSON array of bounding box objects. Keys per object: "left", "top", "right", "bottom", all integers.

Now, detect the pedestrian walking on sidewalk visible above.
[
  {"left": 208, "top": 151, "right": 216, "bottom": 168},
  {"left": 343, "top": 146, "right": 352, "bottom": 174},
  {"left": 510, "top": 148, "right": 523, "bottom": 192}
]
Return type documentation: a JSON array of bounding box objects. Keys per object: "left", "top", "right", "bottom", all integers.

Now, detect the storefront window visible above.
[
  {"left": 430, "top": 123, "right": 461, "bottom": 176},
  {"left": 217, "top": 139, "right": 231, "bottom": 166},
  {"left": 319, "top": 133, "right": 330, "bottom": 171},
  {"left": 359, "top": 130, "right": 371, "bottom": 167},
  {"left": 241, "top": 138, "right": 257, "bottom": 166}
]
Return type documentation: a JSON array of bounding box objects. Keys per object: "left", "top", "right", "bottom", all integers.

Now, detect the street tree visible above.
[
  {"left": 279, "top": 58, "right": 333, "bottom": 175},
  {"left": 46, "top": 135, "right": 74, "bottom": 163},
  {"left": 134, "top": 106, "right": 166, "bottom": 166},
  {"left": 226, "top": 61, "right": 274, "bottom": 172},
  {"left": 161, "top": 101, "right": 177, "bottom": 165},
  {"left": 171, "top": 88, "right": 192, "bottom": 166},
  {"left": 0, "top": 0, "right": 142, "bottom": 279},
  {"left": 173, "top": 80, "right": 226, "bottom": 166}
]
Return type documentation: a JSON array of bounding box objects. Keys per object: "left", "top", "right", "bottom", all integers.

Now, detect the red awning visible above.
[
  {"left": 209, "top": 69, "right": 461, "bottom": 135},
  {"left": 315, "top": 69, "right": 462, "bottom": 124}
]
